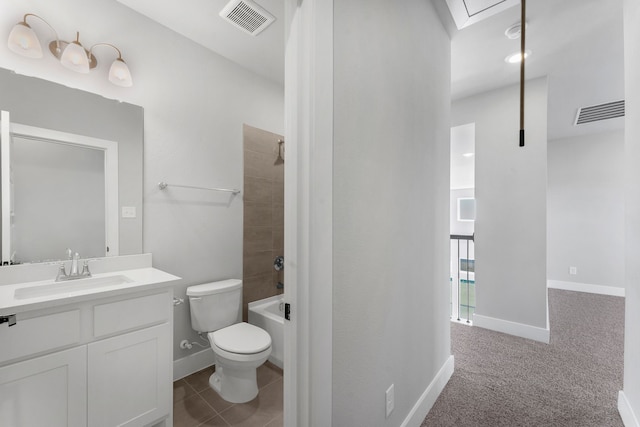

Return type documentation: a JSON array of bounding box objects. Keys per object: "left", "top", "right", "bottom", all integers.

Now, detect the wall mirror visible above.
[
  {"left": 0, "top": 67, "right": 143, "bottom": 265},
  {"left": 1, "top": 113, "right": 119, "bottom": 264}
]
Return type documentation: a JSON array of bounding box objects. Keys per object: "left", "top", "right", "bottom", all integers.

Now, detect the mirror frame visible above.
[{"left": 1, "top": 110, "right": 119, "bottom": 264}]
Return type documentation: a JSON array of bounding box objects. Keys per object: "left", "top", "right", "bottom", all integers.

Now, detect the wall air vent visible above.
[
  {"left": 574, "top": 100, "right": 625, "bottom": 125},
  {"left": 220, "top": 0, "right": 276, "bottom": 36}
]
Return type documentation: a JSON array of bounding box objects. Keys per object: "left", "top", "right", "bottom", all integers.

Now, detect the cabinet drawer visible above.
[
  {"left": 0, "top": 310, "right": 81, "bottom": 364},
  {"left": 94, "top": 292, "right": 170, "bottom": 337}
]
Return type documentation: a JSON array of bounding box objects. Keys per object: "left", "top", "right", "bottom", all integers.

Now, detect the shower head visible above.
[{"left": 276, "top": 139, "right": 284, "bottom": 164}]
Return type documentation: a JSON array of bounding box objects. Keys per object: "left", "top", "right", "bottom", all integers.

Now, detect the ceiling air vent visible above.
[
  {"left": 220, "top": 0, "right": 276, "bottom": 36},
  {"left": 574, "top": 100, "right": 625, "bottom": 125}
]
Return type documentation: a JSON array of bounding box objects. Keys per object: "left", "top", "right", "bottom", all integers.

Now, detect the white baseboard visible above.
[
  {"left": 400, "top": 355, "right": 454, "bottom": 427},
  {"left": 547, "top": 280, "right": 625, "bottom": 297},
  {"left": 173, "top": 348, "right": 215, "bottom": 381},
  {"left": 473, "top": 313, "right": 550, "bottom": 344},
  {"left": 619, "top": 391, "right": 640, "bottom": 427}
]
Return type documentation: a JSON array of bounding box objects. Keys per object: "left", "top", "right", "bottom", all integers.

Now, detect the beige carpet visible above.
[{"left": 422, "top": 289, "right": 625, "bottom": 427}]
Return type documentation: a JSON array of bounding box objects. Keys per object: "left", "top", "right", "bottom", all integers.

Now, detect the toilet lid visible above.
[{"left": 211, "top": 322, "right": 271, "bottom": 354}]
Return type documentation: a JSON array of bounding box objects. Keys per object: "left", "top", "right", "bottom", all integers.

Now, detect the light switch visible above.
[{"left": 122, "top": 206, "right": 136, "bottom": 218}]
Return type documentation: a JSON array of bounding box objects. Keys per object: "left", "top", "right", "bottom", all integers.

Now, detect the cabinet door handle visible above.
[{"left": 0, "top": 314, "right": 16, "bottom": 327}]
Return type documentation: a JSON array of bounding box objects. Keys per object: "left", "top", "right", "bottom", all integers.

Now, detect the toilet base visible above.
[{"left": 209, "top": 366, "right": 259, "bottom": 404}]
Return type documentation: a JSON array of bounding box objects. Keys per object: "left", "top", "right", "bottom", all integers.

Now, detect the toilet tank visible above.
[{"left": 186, "top": 279, "right": 242, "bottom": 333}]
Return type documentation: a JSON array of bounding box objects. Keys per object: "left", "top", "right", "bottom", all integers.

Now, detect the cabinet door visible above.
[
  {"left": 88, "top": 323, "right": 171, "bottom": 427},
  {"left": 0, "top": 346, "right": 87, "bottom": 427}
]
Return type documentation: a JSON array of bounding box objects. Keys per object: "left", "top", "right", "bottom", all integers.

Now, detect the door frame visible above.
[{"left": 283, "top": 1, "right": 334, "bottom": 425}]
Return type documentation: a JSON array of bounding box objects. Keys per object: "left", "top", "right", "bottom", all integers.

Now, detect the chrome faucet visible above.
[
  {"left": 70, "top": 251, "right": 80, "bottom": 276},
  {"left": 55, "top": 249, "right": 92, "bottom": 282}
]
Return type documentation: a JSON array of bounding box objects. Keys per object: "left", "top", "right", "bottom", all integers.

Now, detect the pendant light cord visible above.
[{"left": 519, "top": 0, "right": 526, "bottom": 147}]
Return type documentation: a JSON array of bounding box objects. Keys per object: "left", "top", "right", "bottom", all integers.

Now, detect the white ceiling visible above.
[
  {"left": 444, "top": 0, "right": 625, "bottom": 140},
  {"left": 118, "top": 0, "right": 624, "bottom": 141}
]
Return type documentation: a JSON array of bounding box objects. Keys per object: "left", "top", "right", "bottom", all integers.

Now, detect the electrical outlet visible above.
[
  {"left": 385, "top": 384, "right": 394, "bottom": 418},
  {"left": 569, "top": 266, "right": 577, "bottom": 275},
  {"left": 122, "top": 206, "right": 136, "bottom": 218}
]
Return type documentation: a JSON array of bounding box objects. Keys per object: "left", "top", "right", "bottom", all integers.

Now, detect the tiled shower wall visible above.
[{"left": 242, "top": 124, "right": 284, "bottom": 321}]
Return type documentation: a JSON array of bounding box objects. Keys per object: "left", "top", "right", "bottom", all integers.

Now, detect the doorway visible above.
[{"left": 450, "top": 123, "right": 476, "bottom": 323}]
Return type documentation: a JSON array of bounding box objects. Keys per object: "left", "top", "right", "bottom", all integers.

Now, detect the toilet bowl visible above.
[
  {"left": 186, "top": 280, "right": 272, "bottom": 403},
  {"left": 208, "top": 322, "right": 271, "bottom": 403}
]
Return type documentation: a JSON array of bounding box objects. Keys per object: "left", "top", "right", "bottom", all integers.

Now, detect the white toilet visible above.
[{"left": 186, "top": 279, "right": 272, "bottom": 403}]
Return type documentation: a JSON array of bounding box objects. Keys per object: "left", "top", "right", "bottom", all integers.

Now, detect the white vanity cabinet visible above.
[
  {"left": 0, "top": 288, "right": 174, "bottom": 427},
  {"left": 0, "top": 346, "right": 88, "bottom": 427}
]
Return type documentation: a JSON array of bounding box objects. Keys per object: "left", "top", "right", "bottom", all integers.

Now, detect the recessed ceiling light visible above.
[
  {"left": 505, "top": 50, "right": 531, "bottom": 64},
  {"left": 504, "top": 22, "right": 527, "bottom": 39},
  {"left": 462, "top": 152, "right": 474, "bottom": 158}
]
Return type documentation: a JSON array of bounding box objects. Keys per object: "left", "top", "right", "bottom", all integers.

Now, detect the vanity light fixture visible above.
[
  {"left": 94, "top": 44, "right": 133, "bottom": 87},
  {"left": 7, "top": 13, "right": 59, "bottom": 58},
  {"left": 58, "top": 32, "right": 92, "bottom": 74},
  {"left": 7, "top": 13, "right": 133, "bottom": 87}
]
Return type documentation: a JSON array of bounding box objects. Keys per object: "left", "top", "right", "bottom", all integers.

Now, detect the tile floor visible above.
[{"left": 173, "top": 362, "right": 283, "bottom": 427}]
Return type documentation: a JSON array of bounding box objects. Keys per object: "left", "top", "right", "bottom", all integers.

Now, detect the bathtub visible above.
[{"left": 248, "top": 295, "right": 284, "bottom": 369}]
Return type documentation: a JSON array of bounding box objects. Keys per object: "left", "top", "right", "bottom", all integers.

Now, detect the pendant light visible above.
[{"left": 519, "top": 0, "right": 527, "bottom": 147}]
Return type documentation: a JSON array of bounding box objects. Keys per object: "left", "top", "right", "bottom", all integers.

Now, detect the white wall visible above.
[
  {"left": 332, "top": 0, "right": 452, "bottom": 425},
  {"left": 547, "top": 131, "right": 625, "bottom": 290},
  {"left": 621, "top": 0, "right": 640, "bottom": 424},
  {"left": 452, "top": 78, "right": 549, "bottom": 341},
  {"left": 450, "top": 123, "right": 475, "bottom": 190},
  {"left": 0, "top": 0, "right": 284, "bottom": 361}
]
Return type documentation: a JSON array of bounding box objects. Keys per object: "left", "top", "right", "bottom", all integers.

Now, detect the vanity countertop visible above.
[{"left": 0, "top": 267, "right": 180, "bottom": 314}]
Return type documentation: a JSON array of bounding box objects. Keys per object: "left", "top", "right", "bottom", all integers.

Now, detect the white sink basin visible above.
[{"left": 14, "top": 275, "right": 134, "bottom": 300}]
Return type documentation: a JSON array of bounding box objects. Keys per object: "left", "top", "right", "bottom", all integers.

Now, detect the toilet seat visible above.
[{"left": 209, "top": 322, "right": 271, "bottom": 355}]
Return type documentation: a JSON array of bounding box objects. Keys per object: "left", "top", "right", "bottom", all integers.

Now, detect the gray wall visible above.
[
  {"left": 622, "top": 0, "right": 640, "bottom": 420},
  {"left": 452, "top": 78, "right": 549, "bottom": 332},
  {"left": 547, "top": 131, "right": 625, "bottom": 288},
  {"left": 332, "top": 0, "right": 451, "bottom": 424},
  {"left": 0, "top": 68, "right": 143, "bottom": 257}
]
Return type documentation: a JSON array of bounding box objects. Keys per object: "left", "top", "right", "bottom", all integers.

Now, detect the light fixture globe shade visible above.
[
  {"left": 8, "top": 22, "right": 43, "bottom": 58},
  {"left": 108, "top": 58, "right": 133, "bottom": 87},
  {"left": 60, "top": 41, "right": 90, "bottom": 73}
]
